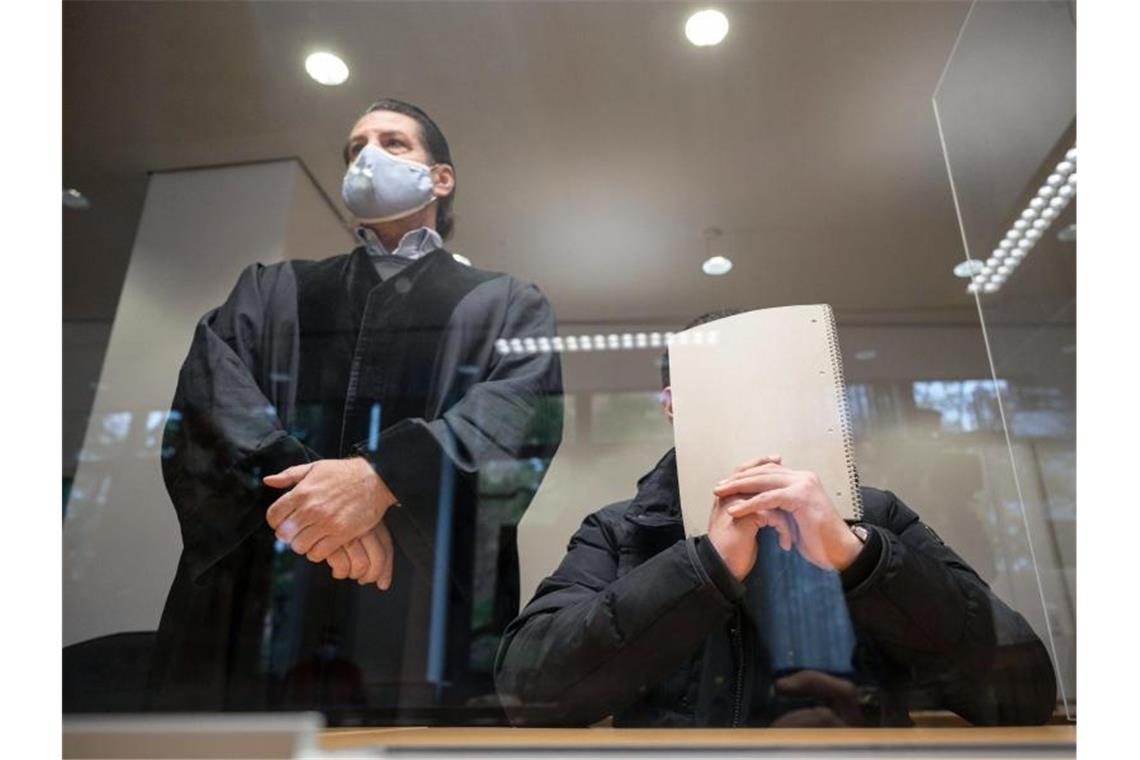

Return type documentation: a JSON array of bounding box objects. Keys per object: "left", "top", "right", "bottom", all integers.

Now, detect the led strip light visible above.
[
  {"left": 495, "top": 330, "right": 721, "bottom": 355},
  {"left": 967, "top": 146, "right": 1076, "bottom": 295}
]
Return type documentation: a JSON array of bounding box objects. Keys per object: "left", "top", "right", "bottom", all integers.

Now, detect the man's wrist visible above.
[
  {"left": 695, "top": 536, "right": 747, "bottom": 602},
  {"left": 833, "top": 525, "right": 867, "bottom": 572},
  {"left": 706, "top": 531, "right": 750, "bottom": 581},
  {"left": 838, "top": 524, "right": 884, "bottom": 592},
  {"left": 351, "top": 456, "right": 398, "bottom": 513}
]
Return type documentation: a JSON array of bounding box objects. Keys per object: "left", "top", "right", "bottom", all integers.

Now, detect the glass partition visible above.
[
  {"left": 932, "top": 0, "right": 1076, "bottom": 718},
  {"left": 63, "top": 0, "right": 1071, "bottom": 734}
]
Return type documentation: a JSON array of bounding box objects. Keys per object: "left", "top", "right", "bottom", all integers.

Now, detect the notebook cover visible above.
[{"left": 669, "top": 305, "right": 861, "bottom": 536}]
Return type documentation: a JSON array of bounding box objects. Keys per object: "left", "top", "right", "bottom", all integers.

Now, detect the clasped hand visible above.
[
  {"left": 706, "top": 455, "right": 863, "bottom": 580},
  {"left": 263, "top": 458, "right": 398, "bottom": 589}
]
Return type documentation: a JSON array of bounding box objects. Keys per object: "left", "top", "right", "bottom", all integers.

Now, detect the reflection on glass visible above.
[
  {"left": 933, "top": 0, "right": 1076, "bottom": 716},
  {"left": 60, "top": 0, "right": 1074, "bottom": 738},
  {"left": 912, "top": 379, "right": 1008, "bottom": 432}
]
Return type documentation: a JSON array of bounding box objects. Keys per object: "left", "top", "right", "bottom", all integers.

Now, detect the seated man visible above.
[{"left": 494, "top": 312, "right": 1056, "bottom": 727}]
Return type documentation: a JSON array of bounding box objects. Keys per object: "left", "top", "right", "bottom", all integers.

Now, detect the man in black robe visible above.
[{"left": 150, "top": 99, "right": 563, "bottom": 718}]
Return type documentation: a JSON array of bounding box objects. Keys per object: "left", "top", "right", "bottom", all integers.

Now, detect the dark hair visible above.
[
  {"left": 660, "top": 308, "right": 745, "bottom": 388},
  {"left": 344, "top": 98, "right": 456, "bottom": 240}
]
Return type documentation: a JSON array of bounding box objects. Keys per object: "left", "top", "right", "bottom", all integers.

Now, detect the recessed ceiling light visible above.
[
  {"left": 305, "top": 52, "right": 349, "bottom": 86},
  {"left": 702, "top": 255, "right": 733, "bottom": 276},
  {"left": 63, "top": 188, "right": 90, "bottom": 210},
  {"left": 1057, "top": 224, "right": 1076, "bottom": 242},
  {"left": 685, "top": 9, "right": 729, "bottom": 46}
]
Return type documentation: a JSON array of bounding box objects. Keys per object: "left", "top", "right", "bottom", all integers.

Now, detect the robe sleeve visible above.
[
  {"left": 162, "top": 262, "right": 316, "bottom": 582},
  {"left": 355, "top": 278, "right": 563, "bottom": 570}
]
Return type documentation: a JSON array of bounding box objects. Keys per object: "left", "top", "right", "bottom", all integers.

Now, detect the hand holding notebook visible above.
[
  {"left": 711, "top": 458, "right": 865, "bottom": 572},
  {"left": 669, "top": 305, "right": 863, "bottom": 562}
]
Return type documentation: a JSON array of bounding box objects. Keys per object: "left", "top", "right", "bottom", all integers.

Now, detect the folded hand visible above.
[
  {"left": 263, "top": 457, "right": 397, "bottom": 563},
  {"left": 325, "top": 520, "right": 395, "bottom": 590}
]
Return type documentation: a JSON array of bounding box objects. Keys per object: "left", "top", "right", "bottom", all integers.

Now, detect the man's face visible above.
[{"left": 346, "top": 110, "right": 432, "bottom": 166}]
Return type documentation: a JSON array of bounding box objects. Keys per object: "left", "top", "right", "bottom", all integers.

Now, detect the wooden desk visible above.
[{"left": 320, "top": 725, "right": 1075, "bottom": 756}]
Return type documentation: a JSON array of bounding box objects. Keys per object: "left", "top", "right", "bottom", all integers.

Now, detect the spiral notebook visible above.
[{"left": 669, "top": 304, "right": 862, "bottom": 536}]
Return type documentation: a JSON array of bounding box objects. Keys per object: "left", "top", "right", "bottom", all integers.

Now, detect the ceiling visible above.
[{"left": 62, "top": 0, "right": 1076, "bottom": 327}]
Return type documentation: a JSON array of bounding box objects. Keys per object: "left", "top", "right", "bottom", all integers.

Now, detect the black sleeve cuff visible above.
[
  {"left": 694, "top": 536, "right": 746, "bottom": 603},
  {"left": 354, "top": 418, "right": 449, "bottom": 577},
  {"left": 185, "top": 431, "right": 315, "bottom": 583},
  {"left": 840, "top": 524, "right": 884, "bottom": 593}
]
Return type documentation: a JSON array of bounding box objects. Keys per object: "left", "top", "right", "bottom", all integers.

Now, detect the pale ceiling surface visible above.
[{"left": 63, "top": 0, "right": 1075, "bottom": 327}]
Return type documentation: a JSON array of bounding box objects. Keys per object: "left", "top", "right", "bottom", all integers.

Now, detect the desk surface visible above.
[{"left": 319, "top": 725, "right": 1076, "bottom": 752}]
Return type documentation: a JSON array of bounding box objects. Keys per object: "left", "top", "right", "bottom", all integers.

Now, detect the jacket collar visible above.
[{"left": 625, "top": 448, "right": 684, "bottom": 528}]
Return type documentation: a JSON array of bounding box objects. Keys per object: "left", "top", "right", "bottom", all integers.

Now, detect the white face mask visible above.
[{"left": 342, "top": 144, "right": 438, "bottom": 223}]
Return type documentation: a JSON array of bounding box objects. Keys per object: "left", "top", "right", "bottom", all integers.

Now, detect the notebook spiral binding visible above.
[{"left": 822, "top": 304, "right": 864, "bottom": 521}]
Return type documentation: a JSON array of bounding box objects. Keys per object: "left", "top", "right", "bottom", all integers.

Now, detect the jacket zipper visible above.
[{"left": 730, "top": 608, "right": 744, "bottom": 727}]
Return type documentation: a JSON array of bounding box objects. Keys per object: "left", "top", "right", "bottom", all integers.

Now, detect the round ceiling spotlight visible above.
[
  {"left": 702, "top": 255, "right": 733, "bottom": 276},
  {"left": 685, "top": 9, "right": 730, "bottom": 47},
  {"left": 305, "top": 51, "right": 349, "bottom": 86},
  {"left": 63, "top": 188, "right": 90, "bottom": 210}
]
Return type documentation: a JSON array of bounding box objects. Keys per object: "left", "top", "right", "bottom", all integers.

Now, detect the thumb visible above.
[{"left": 263, "top": 462, "right": 314, "bottom": 488}]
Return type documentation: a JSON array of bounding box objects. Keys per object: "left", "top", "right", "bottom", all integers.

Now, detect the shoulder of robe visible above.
[
  {"left": 440, "top": 249, "right": 507, "bottom": 282},
  {"left": 434, "top": 251, "right": 541, "bottom": 310},
  {"left": 457, "top": 265, "right": 555, "bottom": 315}
]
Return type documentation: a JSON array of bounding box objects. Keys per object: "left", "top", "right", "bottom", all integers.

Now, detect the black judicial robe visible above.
[{"left": 149, "top": 247, "right": 563, "bottom": 717}]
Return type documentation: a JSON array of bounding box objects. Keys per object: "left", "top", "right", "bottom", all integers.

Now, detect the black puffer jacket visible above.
[{"left": 494, "top": 450, "right": 1056, "bottom": 727}]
